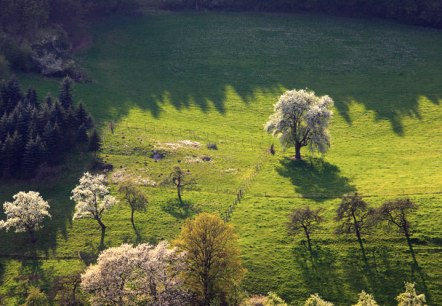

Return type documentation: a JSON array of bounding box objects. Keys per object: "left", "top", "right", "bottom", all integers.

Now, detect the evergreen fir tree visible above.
[
  {"left": 88, "top": 129, "right": 101, "bottom": 156},
  {"left": 42, "top": 122, "right": 55, "bottom": 155},
  {"left": 4, "top": 76, "right": 22, "bottom": 112},
  {"left": 59, "top": 77, "right": 73, "bottom": 109},
  {"left": 45, "top": 93, "right": 53, "bottom": 108},
  {"left": 76, "top": 102, "right": 93, "bottom": 129},
  {"left": 25, "top": 88, "right": 38, "bottom": 106},
  {"left": 77, "top": 124, "right": 89, "bottom": 143},
  {"left": 22, "top": 135, "right": 45, "bottom": 176}
]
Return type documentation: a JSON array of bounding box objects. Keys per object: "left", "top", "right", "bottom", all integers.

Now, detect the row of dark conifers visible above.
[{"left": 0, "top": 76, "right": 99, "bottom": 178}]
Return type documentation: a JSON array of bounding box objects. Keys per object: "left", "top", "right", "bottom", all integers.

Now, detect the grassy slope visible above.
[{"left": 1, "top": 12, "right": 442, "bottom": 305}]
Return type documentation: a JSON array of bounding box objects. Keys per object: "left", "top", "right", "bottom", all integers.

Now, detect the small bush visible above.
[{"left": 207, "top": 142, "right": 218, "bottom": 150}]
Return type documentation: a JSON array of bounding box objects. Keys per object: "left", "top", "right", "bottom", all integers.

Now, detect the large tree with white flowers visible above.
[
  {"left": 265, "top": 89, "right": 334, "bottom": 160},
  {"left": 0, "top": 191, "right": 51, "bottom": 242},
  {"left": 81, "top": 241, "right": 188, "bottom": 305},
  {"left": 71, "top": 172, "right": 117, "bottom": 245}
]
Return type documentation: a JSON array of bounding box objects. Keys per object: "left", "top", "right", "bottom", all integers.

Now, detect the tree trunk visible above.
[
  {"left": 97, "top": 218, "right": 106, "bottom": 246},
  {"left": 352, "top": 213, "right": 367, "bottom": 262},
  {"left": 355, "top": 228, "right": 367, "bottom": 262},
  {"left": 177, "top": 185, "right": 183, "bottom": 205},
  {"left": 28, "top": 230, "right": 36, "bottom": 243},
  {"left": 131, "top": 208, "right": 135, "bottom": 228},
  {"left": 295, "top": 142, "right": 302, "bottom": 160},
  {"left": 304, "top": 227, "right": 312, "bottom": 254}
]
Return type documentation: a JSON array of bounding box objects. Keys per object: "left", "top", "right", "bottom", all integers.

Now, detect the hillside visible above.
[{"left": 1, "top": 12, "right": 442, "bottom": 305}]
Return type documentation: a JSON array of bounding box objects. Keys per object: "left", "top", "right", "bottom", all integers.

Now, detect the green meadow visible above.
[{"left": 1, "top": 11, "right": 442, "bottom": 305}]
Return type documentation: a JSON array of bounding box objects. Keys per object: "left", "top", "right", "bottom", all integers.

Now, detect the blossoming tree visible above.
[
  {"left": 71, "top": 172, "right": 117, "bottom": 245},
  {"left": 0, "top": 191, "right": 51, "bottom": 242},
  {"left": 265, "top": 89, "right": 334, "bottom": 160},
  {"left": 81, "top": 241, "right": 188, "bottom": 305}
]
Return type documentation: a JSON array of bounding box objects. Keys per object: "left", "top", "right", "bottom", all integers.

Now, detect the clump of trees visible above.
[
  {"left": 0, "top": 191, "right": 51, "bottom": 242},
  {"left": 265, "top": 89, "right": 333, "bottom": 160},
  {"left": 81, "top": 241, "right": 188, "bottom": 305},
  {"left": 0, "top": 76, "right": 96, "bottom": 178},
  {"left": 289, "top": 195, "right": 420, "bottom": 260},
  {"left": 0, "top": 0, "right": 140, "bottom": 77}
]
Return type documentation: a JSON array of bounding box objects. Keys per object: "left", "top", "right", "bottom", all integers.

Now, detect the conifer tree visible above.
[
  {"left": 59, "top": 77, "right": 73, "bottom": 109},
  {"left": 4, "top": 76, "right": 22, "bottom": 112},
  {"left": 76, "top": 102, "right": 93, "bottom": 129},
  {"left": 88, "top": 129, "right": 101, "bottom": 156},
  {"left": 44, "top": 93, "right": 53, "bottom": 107},
  {"left": 25, "top": 88, "right": 38, "bottom": 106},
  {"left": 77, "top": 124, "right": 89, "bottom": 143}
]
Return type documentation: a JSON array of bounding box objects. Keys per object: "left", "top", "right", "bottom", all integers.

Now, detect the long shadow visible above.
[
  {"left": 276, "top": 157, "right": 355, "bottom": 201},
  {"left": 0, "top": 152, "right": 94, "bottom": 259},
  {"left": 293, "top": 244, "right": 345, "bottom": 302},
  {"left": 341, "top": 244, "right": 432, "bottom": 305},
  {"left": 22, "top": 12, "right": 438, "bottom": 136},
  {"left": 161, "top": 199, "right": 200, "bottom": 220}
]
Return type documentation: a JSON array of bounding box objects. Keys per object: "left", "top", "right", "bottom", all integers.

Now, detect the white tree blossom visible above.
[
  {"left": 81, "top": 243, "right": 135, "bottom": 305},
  {"left": 265, "top": 89, "right": 333, "bottom": 160},
  {"left": 396, "top": 282, "right": 426, "bottom": 306},
  {"left": 81, "top": 241, "right": 188, "bottom": 306},
  {"left": 353, "top": 291, "right": 379, "bottom": 306},
  {"left": 0, "top": 191, "right": 51, "bottom": 242},
  {"left": 304, "top": 294, "right": 334, "bottom": 306},
  {"left": 71, "top": 172, "right": 117, "bottom": 244}
]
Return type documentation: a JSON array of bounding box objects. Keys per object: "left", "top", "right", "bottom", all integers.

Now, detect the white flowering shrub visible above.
[
  {"left": 396, "top": 282, "right": 426, "bottom": 306},
  {"left": 0, "top": 191, "right": 51, "bottom": 242},
  {"left": 265, "top": 89, "right": 333, "bottom": 159},
  {"left": 81, "top": 241, "right": 188, "bottom": 305},
  {"left": 353, "top": 291, "right": 378, "bottom": 306},
  {"left": 71, "top": 172, "right": 117, "bottom": 244},
  {"left": 304, "top": 294, "right": 334, "bottom": 306}
]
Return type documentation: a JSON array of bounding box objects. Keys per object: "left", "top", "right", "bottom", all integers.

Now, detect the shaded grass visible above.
[{"left": 0, "top": 11, "right": 441, "bottom": 304}]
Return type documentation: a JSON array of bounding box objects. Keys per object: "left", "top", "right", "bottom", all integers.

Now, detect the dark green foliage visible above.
[
  {"left": 88, "top": 129, "right": 101, "bottom": 154},
  {"left": 58, "top": 77, "right": 73, "bottom": 109},
  {"left": 76, "top": 124, "right": 88, "bottom": 143},
  {"left": 162, "top": 0, "right": 442, "bottom": 28},
  {"left": 0, "top": 76, "right": 95, "bottom": 178}
]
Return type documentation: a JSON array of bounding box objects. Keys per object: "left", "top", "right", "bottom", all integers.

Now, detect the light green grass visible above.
[{"left": 1, "top": 11, "right": 442, "bottom": 305}]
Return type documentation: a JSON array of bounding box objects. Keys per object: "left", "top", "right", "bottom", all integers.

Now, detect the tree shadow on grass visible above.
[
  {"left": 340, "top": 245, "right": 432, "bottom": 305},
  {"left": 49, "top": 12, "right": 441, "bottom": 138},
  {"left": 276, "top": 157, "right": 355, "bottom": 201},
  {"left": 161, "top": 199, "right": 200, "bottom": 220},
  {"left": 293, "top": 244, "right": 345, "bottom": 302}
]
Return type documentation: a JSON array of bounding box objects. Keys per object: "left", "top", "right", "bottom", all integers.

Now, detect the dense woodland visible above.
[{"left": 0, "top": 76, "right": 96, "bottom": 178}]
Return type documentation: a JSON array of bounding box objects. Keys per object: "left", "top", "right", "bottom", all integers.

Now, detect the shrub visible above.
[{"left": 207, "top": 142, "right": 218, "bottom": 150}]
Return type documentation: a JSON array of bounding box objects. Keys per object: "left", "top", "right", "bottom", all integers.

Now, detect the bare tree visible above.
[
  {"left": 377, "top": 198, "right": 418, "bottom": 260},
  {"left": 162, "top": 166, "right": 195, "bottom": 206},
  {"left": 288, "top": 207, "right": 323, "bottom": 253},
  {"left": 335, "top": 193, "right": 374, "bottom": 261}
]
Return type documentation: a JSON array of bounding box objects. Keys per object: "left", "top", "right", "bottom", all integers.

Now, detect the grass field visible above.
[{"left": 1, "top": 11, "right": 442, "bottom": 305}]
